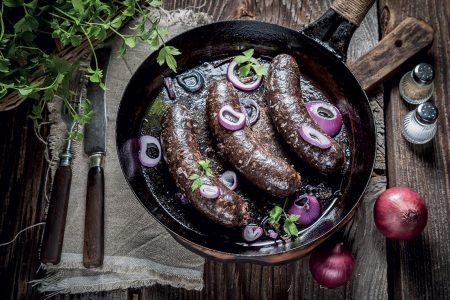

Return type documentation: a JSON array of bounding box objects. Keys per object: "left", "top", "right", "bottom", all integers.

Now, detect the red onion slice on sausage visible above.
[
  {"left": 305, "top": 101, "right": 342, "bottom": 137},
  {"left": 218, "top": 105, "right": 246, "bottom": 131},
  {"left": 139, "top": 135, "right": 161, "bottom": 167},
  {"left": 199, "top": 184, "right": 220, "bottom": 199},
  {"left": 297, "top": 124, "right": 332, "bottom": 149}
]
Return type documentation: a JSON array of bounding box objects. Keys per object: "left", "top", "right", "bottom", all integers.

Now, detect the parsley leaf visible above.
[
  {"left": 157, "top": 46, "right": 181, "bottom": 73},
  {"left": 267, "top": 202, "right": 300, "bottom": 238},
  {"left": 191, "top": 177, "right": 203, "bottom": 191},
  {"left": 233, "top": 48, "right": 268, "bottom": 78}
]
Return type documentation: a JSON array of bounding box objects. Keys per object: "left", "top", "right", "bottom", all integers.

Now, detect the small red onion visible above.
[
  {"left": 305, "top": 101, "right": 342, "bottom": 137},
  {"left": 219, "top": 170, "right": 238, "bottom": 190},
  {"left": 374, "top": 186, "right": 428, "bottom": 240},
  {"left": 139, "top": 135, "right": 161, "bottom": 167},
  {"left": 239, "top": 98, "right": 260, "bottom": 126},
  {"left": 288, "top": 194, "right": 321, "bottom": 226},
  {"left": 163, "top": 77, "right": 176, "bottom": 100},
  {"left": 227, "top": 58, "right": 262, "bottom": 91},
  {"left": 309, "top": 243, "right": 355, "bottom": 288},
  {"left": 297, "top": 123, "right": 332, "bottom": 149},
  {"left": 199, "top": 184, "right": 220, "bottom": 199},
  {"left": 218, "top": 105, "right": 246, "bottom": 131},
  {"left": 268, "top": 229, "right": 278, "bottom": 239},
  {"left": 242, "top": 224, "right": 263, "bottom": 242}
]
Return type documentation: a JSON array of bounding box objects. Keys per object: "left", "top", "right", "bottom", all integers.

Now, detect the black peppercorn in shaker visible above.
[{"left": 399, "top": 63, "right": 434, "bottom": 105}]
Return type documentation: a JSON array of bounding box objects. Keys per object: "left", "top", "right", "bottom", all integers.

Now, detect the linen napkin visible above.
[{"left": 37, "top": 9, "right": 212, "bottom": 295}]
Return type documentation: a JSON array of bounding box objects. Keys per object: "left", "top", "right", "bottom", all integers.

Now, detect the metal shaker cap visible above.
[
  {"left": 415, "top": 102, "right": 438, "bottom": 124},
  {"left": 412, "top": 63, "right": 435, "bottom": 84}
]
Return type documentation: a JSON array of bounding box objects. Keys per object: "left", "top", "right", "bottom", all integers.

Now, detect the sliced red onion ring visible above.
[
  {"left": 242, "top": 224, "right": 264, "bottom": 242},
  {"left": 218, "top": 105, "right": 246, "bottom": 131},
  {"left": 163, "top": 77, "right": 176, "bottom": 100},
  {"left": 227, "top": 58, "right": 262, "bottom": 91},
  {"left": 139, "top": 135, "right": 161, "bottom": 167},
  {"left": 288, "top": 194, "right": 321, "bottom": 226},
  {"left": 268, "top": 229, "right": 278, "bottom": 239},
  {"left": 239, "top": 98, "right": 260, "bottom": 126},
  {"left": 199, "top": 184, "right": 220, "bottom": 199},
  {"left": 305, "top": 101, "right": 342, "bottom": 137},
  {"left": 219, "top": 170, "right": 238, "bottom": 190},
  {"left": 297, "top": 123, "right": 332, "bottom": 149}
]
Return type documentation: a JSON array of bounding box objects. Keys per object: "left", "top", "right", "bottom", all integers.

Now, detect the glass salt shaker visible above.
[
  {"left": 399, "top": 63, "right": 434, "bottom": 104},
  {"left": 401, "top": 102, "right": 438, "bottom": 144}
]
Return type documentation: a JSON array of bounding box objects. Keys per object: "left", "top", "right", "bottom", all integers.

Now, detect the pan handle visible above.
[{"left": 301, "top": 0, "right": 376, "bottom": 61}]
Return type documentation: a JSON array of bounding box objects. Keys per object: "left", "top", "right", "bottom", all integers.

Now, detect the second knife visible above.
[{"left": 83, "top": 48, "right": 111, "bottom": 268}]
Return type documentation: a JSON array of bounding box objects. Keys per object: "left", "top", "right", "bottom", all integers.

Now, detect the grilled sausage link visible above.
[
  {"left": 161, "top": 104, "right": 249, "bottom": 228},
  {"left": 266, "top": 54, "right": 345, "bottom": 174},
  {"left": 206, "top": 80, "right": 302, "bottom": 197}
]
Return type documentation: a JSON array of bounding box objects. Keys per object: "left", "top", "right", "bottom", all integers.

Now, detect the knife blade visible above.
[
  {"left": 41, "top": 70, "right": 85, "bottom": 265},
  {"left": 83, "top": 48, "right": 111, "bottom": 268}
]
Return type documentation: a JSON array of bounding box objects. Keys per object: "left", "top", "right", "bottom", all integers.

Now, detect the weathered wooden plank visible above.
[{"left": 379, "top": 1, "right": 450, "bottom": 299}]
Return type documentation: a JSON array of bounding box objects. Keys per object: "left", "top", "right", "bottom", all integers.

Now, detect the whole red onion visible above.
[
  {"left": 309, "top": 243, "right": 355, "bottom": 288},
  {"left": 374, "top": 186, "right": 428, "bottom": 240}
]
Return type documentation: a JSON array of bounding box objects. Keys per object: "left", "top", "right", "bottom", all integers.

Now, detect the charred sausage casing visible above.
[
  {"left": 161, "top": 104, "right": 249, "bottom": 228},
  {"left": 206, "top": 80, "right": 302, "bottom": 197},
  {"left": 266, "top": 54, "right": 345, "bottom": 174}
]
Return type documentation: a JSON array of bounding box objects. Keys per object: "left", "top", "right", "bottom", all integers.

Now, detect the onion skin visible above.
[
  {"left": 374, "top": 187, "right": 428, "bottom": 240},
  {"left": 288, "top": 194, "right": 321, "bottom": 226},
  {"left": 242, "top": 224, "right": 263, "bottom": 242},
  {"left": 309, "top": 243, "right": 355, "bottom": 289}
]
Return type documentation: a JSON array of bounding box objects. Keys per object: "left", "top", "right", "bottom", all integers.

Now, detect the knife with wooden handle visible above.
[
  {"left": 41, "top": 72, "right": 85, "bottom": 265},
  {"left": 83, "top": 48, "right": 111, "bottom": 268}
]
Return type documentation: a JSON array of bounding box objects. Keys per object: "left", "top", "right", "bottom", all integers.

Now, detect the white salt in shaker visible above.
[
  {"left": 399, "top": 63, "right": 434, "bottom": 105},
  {"left": 401, "top": 102, "right": 438, "bottom": 144}
]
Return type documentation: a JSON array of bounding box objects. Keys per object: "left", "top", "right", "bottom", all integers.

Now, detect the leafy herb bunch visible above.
[{"left": 0, "top": 0, "right": 180, "bottom": 133}]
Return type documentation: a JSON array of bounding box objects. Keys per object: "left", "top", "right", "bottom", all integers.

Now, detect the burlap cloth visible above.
[{"left": 37, "top": 10, "right": 213, "bottom": 295}]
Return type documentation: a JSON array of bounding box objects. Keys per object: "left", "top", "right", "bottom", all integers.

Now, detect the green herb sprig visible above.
[
  {"left": 188, "top": 159, "right": 213, "bottom": 191},
  {"left": 0, "top": 0, "right": 180, "bottom": 137},
  {"left": 233, "top": 48, "right": 268, "bottom": 78},
  {"left": 268, "top": 199, "right": 300, "bottom": 237}
]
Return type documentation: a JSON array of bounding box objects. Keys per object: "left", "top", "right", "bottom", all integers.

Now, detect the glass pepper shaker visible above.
[
  {"left": 401, "top": 102, "right": 438, "bottom": 144},
  {"left": 399, "top": 63, "right": 434, "bottom": 104}
]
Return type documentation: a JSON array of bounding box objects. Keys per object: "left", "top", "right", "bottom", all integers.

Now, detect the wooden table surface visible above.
[{"left": 0, "top": 0, "right": 449, "bottom": 299}]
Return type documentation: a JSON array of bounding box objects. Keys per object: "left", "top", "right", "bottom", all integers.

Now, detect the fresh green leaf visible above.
[
  {"left": 18, "top": 87, "right": 34, "bottom": 96},
  {"left": 118, "top": 42, "right": 127, "bottom": 58},
  {"left": 283, "top": 219, "right": 299, "bottom": 237},
  {"left": 111, "top": 15, "right": 124, "bottom": 29},
  {"left": 191, "top": 177, "right": 203, "bottom": 191},
  {"left": 252, "top": 64, "right": 268, "bottom": 76},
  {"left": 188, "top": 174, "right": 200, "bottom": 180},
  {"left": 4, "top": 0, "right": 22, "bottom": 8},
  {"left": 233, "top": 55, "right": 250, "bottom": 64},
  {"left": 124, "top": 36, "right": 137, "bottom": 48},
  {"left": 86, "top": 66, "right": 103, "bottom": 83},
  {"left": 286, "top": 214, "right": 300, "bottom": 222},
  {"left": 71, "top": 0, "right": 84, "bottom": 14},
  {"left": 24, "top": 0, "right": 38, "bottom": 11},
  {"left": 68, "top": 131, "right": 84, "bottom": 141},
  {"left": 157, "top": 46, "right": 181, "bottom": 73},
  {"left": 238, "top": 63, "right": 252, "bottom": 77},
  {"left": 149, "top": 0, "right": 162, "bottom": 7},
  {"left": 269, "top": 206, "right": 283, "bottom": 224},
  {"left": 70, "top": 34, "right": 82, "bottom": 46},
  {"left": 242, "top": 48, "right": 254, "bottom": 58},
  {"left": 14, "top": 15, "right": 39, "bottom": 33}
]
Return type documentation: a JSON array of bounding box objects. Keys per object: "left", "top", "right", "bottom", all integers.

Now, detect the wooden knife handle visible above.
[
  {"left": 83, "top": 166, "right": 104, "bottom": 268},
  {"left": 41, "top": 166, "right": 72, "bottom": 265},
  {"left": 349, "top": 17, "right": 434, "bottom": 93}
]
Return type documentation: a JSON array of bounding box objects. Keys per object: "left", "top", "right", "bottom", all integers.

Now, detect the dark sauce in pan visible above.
[{"left": 140, "top": 57, "right": 351, "bottom": 246}]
